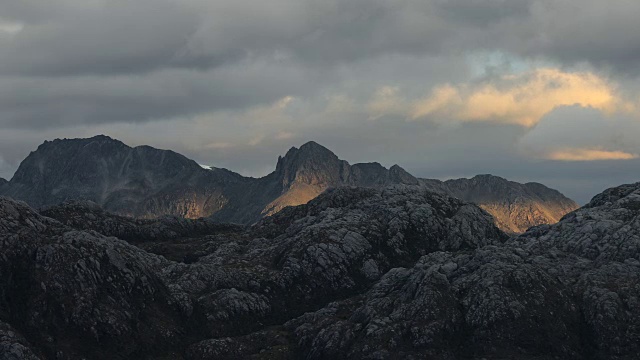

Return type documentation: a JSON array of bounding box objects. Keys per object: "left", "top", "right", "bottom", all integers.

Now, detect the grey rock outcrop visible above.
[
  {"left": 421, "top": 174, "right": 579, "bottom": 234},
  {"left": 0, "top": 321, "right": 41, "bottom": 360},
  {"left": 0, "top": 181, "right": 638, "bottom": 359},
  {"left": 0, "top": 186, "right": 504, "bottom": 359},
  {"left": 282, "top": 182, "right": 640, "bottom": 359}
]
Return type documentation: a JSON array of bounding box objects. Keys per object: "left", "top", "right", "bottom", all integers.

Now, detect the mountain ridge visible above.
[
  {"left": 0, "top": 135, "right": 577, "bottom": 233},
  {"left": 0, "top": 136, "right": 420, "bottom": 225},
  {"left": 2, "top": 135, "right": 241, "bottom": 219},
  {"left": 420, "top": 174, "right": 579, "bottom": 234}
]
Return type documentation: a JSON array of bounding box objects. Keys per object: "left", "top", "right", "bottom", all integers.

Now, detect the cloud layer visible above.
[{"left": 2, "top": 0, "right": 640, "bottom": 204}]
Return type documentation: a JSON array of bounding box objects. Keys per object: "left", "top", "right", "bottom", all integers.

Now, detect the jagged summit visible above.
[
  {"left": 259, "top": 142, "right": 418, "bottom": 218},
  {"left": 275, "top": 141, "right": 346, "bottom": 186},
  {"left": 278, "top": 141, "right": 337, "bottom": 163},
  {"left": 298, "top": 140, "right": 332, "bottom": 152}
]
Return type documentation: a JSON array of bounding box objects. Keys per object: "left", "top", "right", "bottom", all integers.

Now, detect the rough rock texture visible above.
[
  {"left": 421, "top": 174, "right": 579, "bottom": 234},
  {"left": 0, "top": 186, "right": 504, "bottom": 359},
  {"left": 283, "top": 183, "right": 640, "bottom": 359},
  {"left": 0, "top": 181, "right": 639, "bottom": 359},
  {"left": 0, "top": 321, "right": 41, "bottom": 360},
  {"left": 0, "top": 197, "right": 189, "bottom": 359}
]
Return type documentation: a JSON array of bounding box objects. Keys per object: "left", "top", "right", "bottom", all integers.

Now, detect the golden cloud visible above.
[
  {"left": 410, "top": 68, "right": 627, "bottom": 127},
  {"left": 547, "top": 148, "right": 639, "bottom": 161}
]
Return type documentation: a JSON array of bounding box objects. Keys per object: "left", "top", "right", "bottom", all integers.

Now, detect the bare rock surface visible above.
[
  {"left": 0, "top": 181, "right": 637, "bottom": 359},
  {"left": 0, "top": 321, "right": 41, "bottom": 360}
]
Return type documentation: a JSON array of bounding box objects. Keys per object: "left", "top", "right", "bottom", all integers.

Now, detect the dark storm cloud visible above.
[
  {"left": 502, "top": 1, "right": 640, "bottom": 75},
  {"left": 0, "top": 1, "right": 515, "bottom": 75},
  {"left": 436, "top": 0, "right": 531, "bottom": 27},
  {"left": 0, "top": 60, "right": 326, "bottom": 128},
  {"left": 1, "top": 0, "right": 640, "bottom": 203},
  {"left": 0, "top": 0, "right": 204, "bottom": 76},
  {"left": 0, "top": 0, "right": 457, "bottom": 77},
  {"left": 2, "top": 0, "right": 640, "bottom": 78}
]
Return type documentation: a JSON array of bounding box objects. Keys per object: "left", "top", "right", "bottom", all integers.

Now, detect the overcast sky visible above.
[{"left": 2, "top": 0, "right": 640, "bottom": 203}]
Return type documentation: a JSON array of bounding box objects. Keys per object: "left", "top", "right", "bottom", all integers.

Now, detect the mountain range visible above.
[{"left": 0, "top": 135, "right": 578, "bottom": 233}]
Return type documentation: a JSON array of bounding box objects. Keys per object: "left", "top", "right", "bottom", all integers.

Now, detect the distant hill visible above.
[
  {"left": 420, "top": 175, "right": 579, "bottom": 234},
  {"left": 0, "top": 136, "right": 578, "bottom": 232}
]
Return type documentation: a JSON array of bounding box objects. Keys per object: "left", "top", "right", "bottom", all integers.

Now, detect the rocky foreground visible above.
[{"left": 0, "top": 184, "right": 638, "bottom": 359}]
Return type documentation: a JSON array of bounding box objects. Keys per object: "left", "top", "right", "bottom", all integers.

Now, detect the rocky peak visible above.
[
  {"left": 12, "top": 135, "right": 125, "bottom": 183},
  {"left": 2, "top": 135, "right": 219, "bottom": 212},
  {"left": 274, "top": 141, "right": 348, "bottom": 188},
  {"left": 14, "top": 135, "right": 204, "bottom": 184},
  {"left": 389, "top": 164, "right": 419, "bottom": 184},
  {"left": 277, "top": 141, "right": 341, "bottom": 169},
  {"left": 253, "top": 143, "right": 420, "bottom": 220}
]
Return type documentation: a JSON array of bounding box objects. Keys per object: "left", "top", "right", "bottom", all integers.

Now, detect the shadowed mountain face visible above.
[
  {"left": 1, "top": 135, "right": 244, "bottom": 219},
  {"left": 0, "top": 181, "right": 638, "bottom": 359},
  {"left": 0, "top": 136, "right": 576, "bottom": 232},
  {"left": 421, "top": 175, "right": 579, "bottom": 234},
  {"left": 257, "top": 141, "right": 419, "bottom": 217},
  {"left": 0, "top": 136, "right": 418, "bottom": 225}
]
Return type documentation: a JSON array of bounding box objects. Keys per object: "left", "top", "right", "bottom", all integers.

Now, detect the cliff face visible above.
[
  {"left": 0, "top": 182, "right": 638, "bottom": 359},
  {"left": 421, "top": 175, "right": 579, "bottom": 234},
  {"left": 256, "top": 141, "right": 419, "bottom": 217}
]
